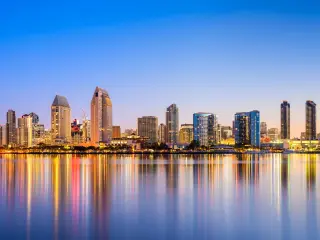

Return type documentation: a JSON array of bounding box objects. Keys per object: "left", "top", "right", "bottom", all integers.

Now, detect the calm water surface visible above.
[{"left": 0, "top": 154, "right": 319, "bottom": 239}]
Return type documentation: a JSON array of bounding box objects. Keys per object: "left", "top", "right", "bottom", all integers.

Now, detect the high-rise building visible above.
[
  {"left": 234, "top": 110, "right": 260, "bottom": 147},
  {"left": 301, "top": 132, "right": 306, "bottom": 140},
  {"left": 221, "top": 126, "right": 233, "bottom": 140},
  {"left": 0, "top": 125, "right": 3, "bottom": 147},
  {"left": 260, "top": 122, "right": 268, "bottom": 138},
  {"left": 82, "top": 119, "right": 91, "bottom": 142},
  {"left": 193, "top": 113, "right": 218, "bottom": 146},
  {"left": 1, "top": 125, "right": 7, "bottom": 147},
  {"left": 166, "top": 104, "right": 179, "bottom": 144},
  {"left": 51, "top": 95, "right": 71, "bottom": 144},
  {"left": 91, "top": 87, "right": 113, "bottom": 144},
  {"left": 28, "top": 112, "right": 40, "bottom": 124},
  {"left": 112, "top": 126, "right": 121, "bottom": 139},
  {"left": 268, "top": 128, "right": 279, "bottom": 141},
  {"left": 281, "top": 101, "right": 290, "bottom": 139},
  {"left": 6, "top": 110, "right": 17, "bottom": 146},
  {"left": 306, "top": 100, "right": 316, "bottom": 140},
  {"left": 158, "top": 124, "right": 167, "bottom": 143},
  {"left": 17, "top": 115, "right": 33, "bottom": 147},
  {"left": 137, "top": 116, "right": 158, "bottom": 143},
  {"left": 179, "top": 124, "right": 193, "bottom": 144}
]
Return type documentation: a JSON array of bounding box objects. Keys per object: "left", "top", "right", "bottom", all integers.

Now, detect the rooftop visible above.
[{"left": 52, "top": 95, "right": 70, "bottom": 108}]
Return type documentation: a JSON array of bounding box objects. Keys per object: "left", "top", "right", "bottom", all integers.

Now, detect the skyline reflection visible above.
[{"left": 0, "top": 154, "right": 319, "bottom": 239}]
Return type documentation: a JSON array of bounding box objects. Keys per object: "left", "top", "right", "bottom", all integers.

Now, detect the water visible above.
[{"left": 0, "top": 154, "right": 319, "bottom": 239}]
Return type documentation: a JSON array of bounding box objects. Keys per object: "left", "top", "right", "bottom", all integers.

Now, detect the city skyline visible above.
[
  {"left": 2, "top": 1, "right": 320, "bottom": 137},
  {"left": 1, "top": 91, "right": 320, "bottom": 138}
]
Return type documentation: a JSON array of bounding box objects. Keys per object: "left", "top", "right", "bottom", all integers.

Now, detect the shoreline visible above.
[{"left": 0, "top": 151, "right": 319, "bottom": 155}]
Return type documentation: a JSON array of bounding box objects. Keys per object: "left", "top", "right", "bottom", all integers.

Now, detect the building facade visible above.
[
  {"left": 166, "top": 104, "right": 179, "bottom": 144},
  {"left": 306, "top": 100, "right": 316, "bottom": 140},
  {"left": 0, "top": 125, "right": 3, "bottom": 147},
  {"left": 268, "top": 128, "right": 279, "bottom": 141},
  {"left": 137, "top": 116, "right": 158, "bottom": 143},
  {"left": 281, "top": 101, "right": 290, "bottom": 139},
  {"left": 234, "top": 110, "right": 260, "bottom": 147},
  {"left": 158, "top": 123, "right": 167, "bottom": 143},
  {"left": 221, "top": 126, "right": 233, "bottom": 140},
  {"left": 51, "top": 95, "right": 71, "bottom": 144},
  {"left": 1, "top": 125, "right": 7, "bottom": 147},
  {"left": 260, "top": 122, "right": 267, "bottom": 138},
  {"left": 112, "top": 126, "right": 121, "bottom": 139},
  {"left": 6, "top": 110, "right": 17, "bottom": 147},
  {"left": 179, "top": 124, "right": 193, "bottom": 144},
  {"left": 91, "top": 87, "right": 113, "bottom": 144},
  {"left": 17, "top": 115, "right": 33, "bottom": 147},
  {"left": 193, "top": 113, "right": 218, "bottom": 146}
]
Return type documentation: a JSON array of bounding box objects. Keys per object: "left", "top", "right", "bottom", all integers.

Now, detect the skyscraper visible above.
[
  {"left": 234, "top": 110, "right": 260, "bottom": 147},
  {"left": 166, "top": 104, "right": 179, "bottom": 144},
  {"left": 82, "top": 119, "right": 91, "bottom": 142},
  {"left": 112, "top": 126, "right": 121, "bottom": 139},
  {"left": 137, "top": 116, "right": 158, "bottom": 143},
  {"left": 17, "top": 114, "right": 33, "bottom": 148},
  {"left": 193, "top": 113, "right": 218, "bottom": 146},
  {"left": 158, "top": 123, "right": 167, "bottom": 143},
  {"left": 268, "top": 128, "right": 279, "bottom": 141},
  {"left": 0, "top": 125, "right": 3, "bottom": 147},
  {"left": 281, "top": 101, "right": 290, "bottom": 139},
  {"left": 91, "top": 87, "right": 113, "bottom": 144},
  {"left": 51, "top": 95, "right": 71, "bottom": 144},
  {"left": 179, "top": 124, "right": 193, "bottom": 144},
  {"left": 1, "top": 125, "right": 7, "bottom": 147},
  {"left": 306, "top": 100, "right": 316, "bottom": 140},
  {"left": 260, "top": 122, "right": 267, "bottom": 138},
  {"left": 28, "top": 112, "right": 40, "bottom": 124},
  {"left": 6, "top": 110, "right": 17, "bottom": 146},
  {"left": 221, "top": 126, "right": 233, "bottom": 140}
]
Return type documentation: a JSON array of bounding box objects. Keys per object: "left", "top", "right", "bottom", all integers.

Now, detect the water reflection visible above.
[{"left": 0, "top": 154, "right": 319, "bottom": 239}]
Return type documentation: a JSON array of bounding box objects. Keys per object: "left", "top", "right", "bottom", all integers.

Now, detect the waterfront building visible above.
[
  {"left": 71, "top": 119, "right": 84, "bottom": 145},
  {"left": 1, "top": 125, "right": 7, "bottom": 146},
  {"left": 121, "top": 129, "right": 136, "bottom": 138},
  {"left": 234, "top": 110, "right": 260, "bottom": 147},
  {"left": 281, "top": 101, "right": 290, "bottom": 139},
  {"left": 179, "top": 124, "right": 193, "bottom": 144},
  {"left": 17, "top": 115, "right": 33, "bottom": 147},
  {"left": 33, "top": 124, "right": 45, "bottom": 139},
  {"left": 268, "top": 128, "right": 279, "bottom": 141},
  {"left": 137, "top": 116, "right": 158, "bottom": 143},
  {"left": 193, "top": 113, "right": 218, "bottom": 146},
  {"left": 260, "top": 122, "right": 268, "bottom": 138},
  {"left": 82, "top": 119, "right": 91, "bottom": 142},
  {"left": 51, "top": 95, "right": 71, "bottom": 144},
  {"left": 0, "top": 125, "right": 3, "bottom": 147},
  {"left": 301, "top": 132, "right": 306, "bottom": 140},
  {"left": 221, "top": 126, "right": 233, "bottom": 140},
  {"left": 91, "top": 87, "right": 113, "bottom": 144},
  {"left": 6, "top": 110, "right": 17, "bottom": 147},
  {"left": 28, "top": 112, "right": 40, "bottom": 124},
  {"left": 112, "top": 126, "right": 121, "bottom": 139},
  {"left": 166, "top": 104, "right": 179, "bottom": 144},
  {"left": 158, "top": 123, "right": 167, "bottom": 143},
  {"left": 306, "top": 100, "right": 316, "bottom": 140}
]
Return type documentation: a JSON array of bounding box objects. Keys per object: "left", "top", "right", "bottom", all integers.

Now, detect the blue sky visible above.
[{"left": 1, "top": 0, "right": 320, "bottom": 137}]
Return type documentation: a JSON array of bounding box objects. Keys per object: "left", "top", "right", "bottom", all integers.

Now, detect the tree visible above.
[{"left": 187, "top": 140, "right": 200, "bottom": 150}]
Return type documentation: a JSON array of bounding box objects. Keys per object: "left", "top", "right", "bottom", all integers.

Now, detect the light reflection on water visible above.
[{"left": 0, "top": 154, "right": 319, "bottom": 239}]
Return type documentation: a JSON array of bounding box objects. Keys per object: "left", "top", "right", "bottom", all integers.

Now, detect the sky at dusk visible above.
[{"left": 1, "top": 0, "right": 320, "bottom": 137}]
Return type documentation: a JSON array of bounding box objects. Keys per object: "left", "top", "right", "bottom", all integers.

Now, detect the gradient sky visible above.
[{"left": 1, "top": 0, "right": 320, "bottom": 137}]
